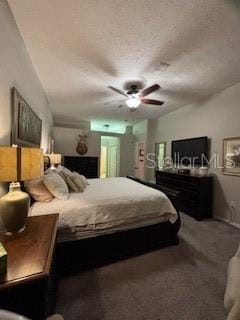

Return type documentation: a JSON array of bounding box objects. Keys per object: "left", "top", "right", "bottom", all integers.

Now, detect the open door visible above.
[{"left": 100, "top": 136, "right": 120, "bottom": 178}]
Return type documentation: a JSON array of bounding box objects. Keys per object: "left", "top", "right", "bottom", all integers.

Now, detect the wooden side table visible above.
[{"left": 0, "top": 214, "right": 58, "bottom": 320}]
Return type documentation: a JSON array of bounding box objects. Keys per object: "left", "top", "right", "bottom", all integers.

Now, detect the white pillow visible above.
[{"left": 43, "top": 172, "right": 69, "bottom": 200}]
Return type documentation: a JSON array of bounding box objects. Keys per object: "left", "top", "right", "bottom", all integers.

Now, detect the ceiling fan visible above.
[{"left": 106, "top": 83, "right": 164, "bottom": 111}]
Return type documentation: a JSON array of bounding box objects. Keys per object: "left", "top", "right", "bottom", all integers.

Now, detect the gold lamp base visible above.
[{"left": 0, "top": 182, "right": 30, "bottom": 234}]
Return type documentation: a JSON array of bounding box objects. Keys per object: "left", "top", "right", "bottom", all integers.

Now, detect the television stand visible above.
[{"left": 155, "top": 170, "right": 213, "bottom": 220}]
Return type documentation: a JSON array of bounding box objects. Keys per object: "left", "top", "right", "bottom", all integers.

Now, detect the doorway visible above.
[
  {"left": 134, "top": 142, "right": 145, "bottom": 180},
  {"left": 100, "top": 136, "right": 120, "bottom": 178}
]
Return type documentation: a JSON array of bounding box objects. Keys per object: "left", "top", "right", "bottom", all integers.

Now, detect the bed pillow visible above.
[
  {"left": 44, "top": 167, "right": 54, "bottom": 175},
  {"left": 43, "top": 172, "right": 69, "bottom": 200},
  {"left": 56, "top": 165, "right": 72, "bottom": 176},
  {"left": 70, "top": 172, "right": 88, "bottom": 190},
  {"left": 55, "top": 167, "right": 82, "bottom": 192},
  {"left": 65, "top": 175, "right": 81, "bottom": 192},
  {"left": 64, "top": 172, "right": 86, "bottom": 193},
  {"left": 24, "top": 178, "right": 53, "bottom": 203},
  {"left": 73, "top": 172, "right": 89, "bottom": 187},
  {"left": 80, "top": 174, "right": 89, "bottom": 186},
  {"left": 56, "top": 165, "right": 72, "bottom": 183}
]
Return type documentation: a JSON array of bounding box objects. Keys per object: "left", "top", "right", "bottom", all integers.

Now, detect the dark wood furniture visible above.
[
  {"left": 0, "top": 214, "right": 58, "bottom": 320},
  {"left": 155, "top": 170, "right": 213, "bottom": 220},
  {"left": 64, "top": 156, "right": 99, "bottom": 178},
  {"left": 57, "top": 177, "right": 181, "bottom": 274}
]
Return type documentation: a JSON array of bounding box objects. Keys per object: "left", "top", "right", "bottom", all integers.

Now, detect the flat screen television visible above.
[{"left": 171, "top": 136, "right": 208, "bottom": 166}]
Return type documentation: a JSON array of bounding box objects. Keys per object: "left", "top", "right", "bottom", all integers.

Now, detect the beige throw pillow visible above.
[
  {"left": 55, "top": 168, "right": 88, "bottom": 193},
  {"left": 66, "top": 176, "right": 81, "bottom": 192},
  {"left": 79, "top": 174, "right": 89, "bottom": 187},
  {"left": 24, "top": 178, "right": 53, "bottom": 203},
  {"left": 64, "top": 172, "right": 85, "bottom": 193},
  {"left": 43, "top": 172, "right": 69, "bottom": 200},
  {"left": 72, "top": 172, "right": 89, "bottom": 187},
  {"left": 73, "top": 172, "right": 88, "bottom": 191},
  {"left": 56, "top": 165, "right": 73, "bottom": 184},
  {"left": 56, "top": 165, "right": 72, "bottom": 176}
]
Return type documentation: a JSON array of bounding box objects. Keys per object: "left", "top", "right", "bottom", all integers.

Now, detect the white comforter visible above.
[{"left": 29, "top": 177, "right": 178, "bottom": 234}]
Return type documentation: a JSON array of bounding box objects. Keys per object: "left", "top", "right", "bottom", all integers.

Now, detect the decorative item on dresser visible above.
[
  {"left": 64, "top": 156, "right": 99, "bottom": 178},
  {"left": 0, "top": 214, "right": 58, "bottom": 320},
  {"left": 155, "top": 170, "right": 213, "bottom": 220},
  {"left": 0, "top": 147, "right": 43, "bottom": 233}
]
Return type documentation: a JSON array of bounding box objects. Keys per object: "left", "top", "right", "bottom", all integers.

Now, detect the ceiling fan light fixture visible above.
[{"left": 125, "top": 98, "right": 141, "bottom": 109}]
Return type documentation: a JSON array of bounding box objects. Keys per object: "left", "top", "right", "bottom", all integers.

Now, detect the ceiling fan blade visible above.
[
  {"left": 139, "top": 84, "right": 160, "bottom": 97},
  {"left": 108, "top": 86, "right": 128, "bottom": 97},
  {"left": 141, "top": 98, "right": 164, "bottom": 105},
  {"left": 104, "top": 99, "right": 125, "bottom": 105}
]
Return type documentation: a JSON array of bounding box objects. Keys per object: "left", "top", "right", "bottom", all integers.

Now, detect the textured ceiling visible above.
[{"left": 8, "top": 0, "right": 240, "bottom": 129}]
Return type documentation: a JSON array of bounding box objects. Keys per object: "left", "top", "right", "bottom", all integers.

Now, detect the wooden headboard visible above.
[{"left": 64, "top": 156, "right": 99, "bottom": 178}]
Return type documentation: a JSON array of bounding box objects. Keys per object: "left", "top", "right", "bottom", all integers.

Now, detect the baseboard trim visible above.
[{"left": 215, "top": 216, "right": 240, "bottom": 229}]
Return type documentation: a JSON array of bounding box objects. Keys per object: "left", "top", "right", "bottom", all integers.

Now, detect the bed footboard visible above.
[
  {"left": 56, "top": 218, "right": 180, "bottom": 275},
  {"left": 56, "top": 176, "right": 181, "bottom": 274}
]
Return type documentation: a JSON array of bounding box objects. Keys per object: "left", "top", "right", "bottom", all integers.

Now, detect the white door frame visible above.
[{"left": 134, "top": 141, "right": 145, "bottom": 180}]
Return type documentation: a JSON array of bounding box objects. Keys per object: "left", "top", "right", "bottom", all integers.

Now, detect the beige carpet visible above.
[{"left": 56, "top": 214, "right": 240, "bottom": 320}]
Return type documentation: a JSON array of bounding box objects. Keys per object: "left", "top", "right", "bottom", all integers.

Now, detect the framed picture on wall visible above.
[
  {"left": 222, "top": 137, "right": 240, "bottom": 176},
  {"left": 11, "top": 87, "right": 42, "bottom": 147}
]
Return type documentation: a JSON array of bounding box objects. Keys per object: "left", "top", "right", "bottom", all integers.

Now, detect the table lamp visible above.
[
  {"left": 0, "top": 147, "right": 43, "bottom": 234},
  {"left": 45, "top": 153, "right": 62, "bottom": 169}
]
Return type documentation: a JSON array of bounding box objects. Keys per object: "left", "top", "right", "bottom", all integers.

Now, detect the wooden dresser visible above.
[
  {"left": 156, "top": 170, "right": 213, "bottom": 220},
  {"left": 0, "top": 214, "right": 58, "bottom": 320},
  {"left": 64, "top": 156, "right": 99, "bottom": 178}
]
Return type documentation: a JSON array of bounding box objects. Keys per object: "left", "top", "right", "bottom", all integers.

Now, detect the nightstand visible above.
[{"left": 0, "top": 214, "right": 59, "bottom": 320}]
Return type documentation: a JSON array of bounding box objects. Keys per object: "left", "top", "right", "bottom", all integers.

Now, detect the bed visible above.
[{"left": 30, "top": 176, "right": 181, "bottom": 272}]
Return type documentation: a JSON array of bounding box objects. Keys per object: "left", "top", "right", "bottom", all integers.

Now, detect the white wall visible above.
[
  {"left": 147, "top": 82, "right": 240, "bottom": 223},
  {"left": 54, "top": 127, "right": 101, "bottom": 157},
  {"left": 0, "top": 1, "right": 53, "bottom": 194},
  {"left": 53, "top": 126, "right": 134, "bottom": 177},
  {"left": 0, "top": 1, "right": 52, "bottom": 148},
  {"left": 133, "top": 120, "right": 148, "bottom": 144}
]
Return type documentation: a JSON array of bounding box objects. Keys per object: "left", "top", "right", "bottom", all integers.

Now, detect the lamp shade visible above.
[
  {"left": 20, "top": 148, "right": 43, "bottom": 181},
  {"left": 46, "top": 153, "right": 62, "bottom": 165},
  {"left": 0, "top": 147, "right": 43, "bottom": 182},
  {"left": 0, "top": 147, "right": 17, "bottom": 182}
]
